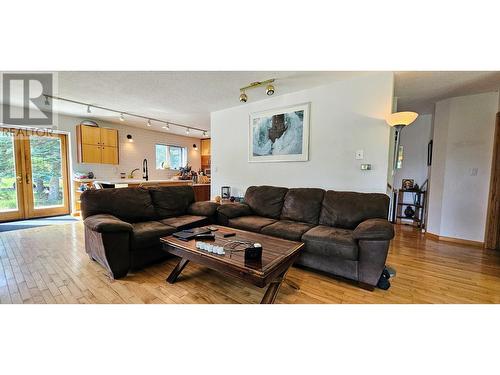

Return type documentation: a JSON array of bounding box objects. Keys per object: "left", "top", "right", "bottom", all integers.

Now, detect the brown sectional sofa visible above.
[
  {"left": 217, "top": 186, "right": 394, "bottom": 288},
  {"left": 81, "top": 185, "right": 219, "bottom": 279}
]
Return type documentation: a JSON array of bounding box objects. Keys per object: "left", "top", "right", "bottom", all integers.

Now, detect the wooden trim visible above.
[
  {"left": 485, "top": 112, "right": 500, "bottom": 250},
  {"left": 425, "top": 232, "right": 484, "bottom": 248}
]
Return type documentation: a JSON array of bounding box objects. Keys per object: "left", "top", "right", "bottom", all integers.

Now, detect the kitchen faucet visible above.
[{"left": 143, "top": 158, "right": 149, "bottom": 181}]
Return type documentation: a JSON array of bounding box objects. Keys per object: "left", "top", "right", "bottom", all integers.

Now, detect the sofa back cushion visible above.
[
  {"left": 319, "top": 191, "right": 389, "bottom": 229},
  {"left": 149, "top": 185, "right": 195, "bottom": 219},
  {"left": 244, "top": 185, "right": 288, "bottom": 219},
  {"left": 81, "top": 187, "right": 156, "bottom": 222},
  {"left": 281, "top": 188, "right": 325, "bottom": 224}
]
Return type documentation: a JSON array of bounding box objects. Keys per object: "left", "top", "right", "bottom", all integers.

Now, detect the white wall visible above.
[
  {"left": 394, "top": 114, "right": 433, "bottom": 189},
  {"left": 427, "top": 91, "right": 499, "bottom": 242},
  {"left": 55, "top": 114, "right": 201, "bottom": 180},
  {"left": 210, "top": 72, "right": 394, "bottom": 198}
]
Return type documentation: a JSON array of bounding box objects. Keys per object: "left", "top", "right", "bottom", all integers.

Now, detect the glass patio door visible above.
[
  {"left": 0, "top": 130, "right": 25, "bottom": 221},
  {"left": 0, "top": 128, "right": 70, "bottom": 222}
]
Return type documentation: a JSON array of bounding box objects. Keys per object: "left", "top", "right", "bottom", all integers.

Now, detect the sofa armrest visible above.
[
  {"left": 353, "top": 219, "right": 394, "bottom": 241},
  {"left": 217, "top": 203, "right": 252, "bottom": 226},
  {"left": 84, "top": 214, "right": 133, "bottom": 233},
  {"left": 187, "top": 201, "right": 219, "bottom": 217}
]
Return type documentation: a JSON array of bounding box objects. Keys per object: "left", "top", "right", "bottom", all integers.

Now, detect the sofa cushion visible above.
[
  {"left": 281, "top": 188, "right": 325, "bottom": 224},
  {"left": 228, "top": 215, "right": 276, "bottom": 233},
  {"left": 244, "top": 186, "right": 288, "bottom": 219},
  {"left": 261, "top": 220, "right": 315, "bottom": 241},
  {"left": 319, "top": 191, "right": 389, "bottom": 229},
  {"left": 160, "top": 215, "right": 208, "bottom": 230},
  {"left": 81, "top": 187, "right": 156, "bottom": 222},
  {"left": 302, "top": 225, "right": 359, "bottom": 261},
  {"left": 149, "top": 185, "right": 195, "bottom": 219},
  {"left": 130, "top": 221, "right": 176, "bottom": 251}
]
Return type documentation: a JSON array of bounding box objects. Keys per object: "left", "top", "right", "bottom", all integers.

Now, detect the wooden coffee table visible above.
[{"left": 160, "top": 225, "right": 304, "bottom": 304}]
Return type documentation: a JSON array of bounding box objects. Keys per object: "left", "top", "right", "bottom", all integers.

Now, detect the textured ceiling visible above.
[
  {"left": 395, "top": 71, "right": 500, "bottom": 114},
  {"left": 2, "top": 71, "right": 499, "bottom": 137}
]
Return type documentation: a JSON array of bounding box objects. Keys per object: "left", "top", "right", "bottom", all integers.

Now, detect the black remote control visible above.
[
  {"left": 223, "top": 232, "right": 236, "bottom": 238},
  {"left": 195, "top": 233, "right": 215, "bottom": 240}
]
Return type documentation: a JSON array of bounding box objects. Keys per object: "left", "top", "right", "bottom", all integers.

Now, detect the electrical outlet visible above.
[
  {"left": 355, "top": 150, "right": 364, "bottom": 160},
  {"left": 360, "top": 164, "right": 372, "bottom": 170}
]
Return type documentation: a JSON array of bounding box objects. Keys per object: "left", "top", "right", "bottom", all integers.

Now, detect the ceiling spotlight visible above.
[
  {"left": 44, "top": 95, "right": 50, "bottom": 106},
  {"left": 120, "top": 113, "right": 125, "bottom": 121},
  {"left": 186, "top": 128, "right": 190, "bottom": 135},
  {"left": 266, "top": 84, "right": 275, "bottom": 96},
  {"left": 239, "top": 91, "right": 248, "bottom": 103},
  {"left": 202, "top": 130, "right": 207, "bottom": 137},
  {"left": 87, "top": 105, "right": 92, "bottom": 114},
  {"left": 147, "top": 119, "right": 152, "bottom": 127},
  {"left": 162, "top": 123, "right": 170, "bottom": 130}
]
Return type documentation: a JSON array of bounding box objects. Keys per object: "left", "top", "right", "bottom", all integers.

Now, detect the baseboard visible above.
[{"left": 425, "top": 232, "right": 484, "bottom": 248}]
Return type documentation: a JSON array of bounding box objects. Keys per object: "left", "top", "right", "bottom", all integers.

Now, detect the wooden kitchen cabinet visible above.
[
  {"left": 200, "top": 138, "right": 211, "bottom": 155},
  {"left": 77, "top": 125, "right": 119, "bottom": 164}
]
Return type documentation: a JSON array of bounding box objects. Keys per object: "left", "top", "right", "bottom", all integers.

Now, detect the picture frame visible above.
[
  {"left": 427, "top": 139, "right": 433, "bottom": 166},
  {"left": 402, "top": 178, "right": 415, "bottom": 190},
  {"left": 249, "top": 103, "right": 310, "bottom": 162}
]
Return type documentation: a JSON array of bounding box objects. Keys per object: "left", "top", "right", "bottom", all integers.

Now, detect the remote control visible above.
[{"left": 223, "top": 232, "right": 236, "bottom": 238}]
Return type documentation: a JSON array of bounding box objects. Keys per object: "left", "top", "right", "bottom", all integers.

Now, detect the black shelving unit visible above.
[{"left": 395, "top": 190, "right": 426, "bottom": 228}]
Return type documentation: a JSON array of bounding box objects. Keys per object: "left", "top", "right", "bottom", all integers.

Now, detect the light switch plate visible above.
[{"left": 355, "top": 150, "right": 364, "bottom": 160}]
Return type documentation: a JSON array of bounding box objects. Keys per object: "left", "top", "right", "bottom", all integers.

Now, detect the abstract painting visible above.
[{"left": 249, "top": 103, "right": 310, "bottom": 162}]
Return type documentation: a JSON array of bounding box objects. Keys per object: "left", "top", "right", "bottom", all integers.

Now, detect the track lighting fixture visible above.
[
  {"left": 41, "top": 94, "right": 205, "bottom": 136},
  {"left": 238, "top": 78, "right": 276, "bottom": 103},
  {"left": 239, "top": 91, "right": 248, "bottom": 103}
]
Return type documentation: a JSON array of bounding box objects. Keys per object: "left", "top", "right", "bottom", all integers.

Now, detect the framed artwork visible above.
[
  {"left": 427, "top": 140, "right": 433, "bottom": 166},
  {"left": 402, "top": 178, "right": 414, "bottom": 190},
  {"left": 249, "top": 103, "right": 310, "bottom": 162}
]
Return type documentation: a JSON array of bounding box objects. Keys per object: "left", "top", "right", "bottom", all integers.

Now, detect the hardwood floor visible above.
[{"left": 0, "top": 222, "right": 499, "bottom": 304}]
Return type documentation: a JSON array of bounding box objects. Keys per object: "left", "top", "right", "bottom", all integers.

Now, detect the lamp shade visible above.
[{"left": 386, "top": 111, "right": 418, "bottom": 127}]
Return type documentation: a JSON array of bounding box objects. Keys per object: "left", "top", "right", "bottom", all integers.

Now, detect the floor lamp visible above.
[{"left": 385, "top": 111, "right": 418, "bottom": 280}]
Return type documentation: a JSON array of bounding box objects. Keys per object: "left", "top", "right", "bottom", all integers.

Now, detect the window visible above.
[{"left": 155, "top": 144, "right": 187, "bottom": 170}]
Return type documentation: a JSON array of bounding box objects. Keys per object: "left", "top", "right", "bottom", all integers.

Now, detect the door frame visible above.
[
  {"left": 0, "top": 127, "right": 71, "bottom": 222},
  {"left": 485, "top": 112, "right": 500, "bottom": 250}
]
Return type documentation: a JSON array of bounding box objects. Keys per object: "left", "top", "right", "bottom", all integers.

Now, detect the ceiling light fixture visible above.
[
  {"left": 239, "top": 91, "right": 248, "bottom": 103},
  {"left": 147, "top": 119, "right": 152, "bottom": 127},
  {"left": 202, "top": 130, "right": 207, "bottom": 137},
  {"left": 238, "top": 78, "right": 276, "bottom": 103},
  {"left": 41, "top": 94, "right": 205, "bottom": 135}
]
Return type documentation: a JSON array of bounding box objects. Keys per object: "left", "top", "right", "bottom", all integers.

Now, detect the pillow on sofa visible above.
[
  {"left": 244, "top": 185, "right": 288, "bottom": 219},
  {"left": 81, "top": 187, "right": 156, "bottom": 222},
  {"left": 149, "top": 185, "right": 195, "bottom": 218},
  {"left": 319, "top": 191, "right": 389, "bottom": 229},
  {"left": 281, "top": 188, "right": 325, "bottom": 224}
]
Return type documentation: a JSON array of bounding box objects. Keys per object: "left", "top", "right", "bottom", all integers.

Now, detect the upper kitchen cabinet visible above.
[
  {"left": 77, "top": 125, "right": 119, "bottom": 164},
  {"left": 200, "top": 138, "right": 211, "bottom": 172}
]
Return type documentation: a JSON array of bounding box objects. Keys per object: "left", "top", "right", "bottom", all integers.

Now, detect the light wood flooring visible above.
[{"left": 0, "top": 222, "right": 499, "bottom": 304}]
